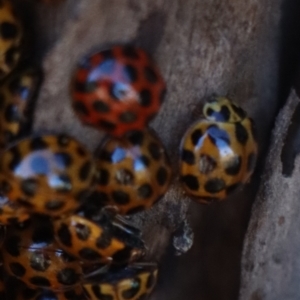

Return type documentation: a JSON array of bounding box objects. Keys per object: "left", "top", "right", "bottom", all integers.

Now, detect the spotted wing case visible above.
[{"left": 180, "top": 96, "right": 257, "bottom": 203}]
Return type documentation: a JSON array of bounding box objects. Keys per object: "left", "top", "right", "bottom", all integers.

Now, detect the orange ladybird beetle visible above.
[
  {"left": 83, "top": 263, "right": 158, "bottom": 300},
  {"left": 0, "top": 134, "right": 96, "bottom": 216},
  {"left": 2, "top": 217, "right": 83, "bottom": 291},
  {"left": 180, "top": 96, "right": 257, "bottom": 203},
  {"left": 0, "top": 1, "right": 23, "bottom": 79},
  {"left": 53, "top": 212, "right": 145, "bottom": 264},
  {"left": 71, "top": 46, "right": 166, "bottom": 137},
  {"left": 92, "top": 129, "right": 172, "bottom": 215}
]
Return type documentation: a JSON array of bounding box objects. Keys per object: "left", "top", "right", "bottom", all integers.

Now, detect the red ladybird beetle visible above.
[{"left": 71, "top": 46, "right": 166, "bottom": 136}]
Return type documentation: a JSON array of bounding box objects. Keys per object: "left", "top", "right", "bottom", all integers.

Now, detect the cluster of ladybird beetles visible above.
[{"left": 0, "top": 0, "right": 258, "bottom": 299}]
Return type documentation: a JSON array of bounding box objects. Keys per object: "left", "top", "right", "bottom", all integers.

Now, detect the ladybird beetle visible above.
[
  {"left": 92, "top": 129, "right": 172, "bottom": 215},
  {"left": 0, "top": 134, "right": 96, "bottom": 216},
  {"left": 0, "top": 68, "right": 41, "bottom": 148},
  {"left": 179, "top": 96, "right": 257, "bottom": 203},
  {"left": 83, "top": 263, "right": 158, "bottom": 300},
  {"left": 2, "top": 217, "right": 83, "bottom": 291},
  {"left": 0, "top": 1, "right": 23, "bottom": 80},
  {"left": 53, "top": 212, "right": 145, "bottom": 264},
  {"left": 71, "top": 46, "right": 166, "bottom": 136},
  {"left": 15, "top": 284, "right": 87, "bottom": 300}
]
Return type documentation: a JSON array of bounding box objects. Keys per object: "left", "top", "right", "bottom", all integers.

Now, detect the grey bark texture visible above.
[
  {"left": 240, "top": 91, "right": 300, "bottom": 300},
  {"left": 29, "top": 0, "right": 284, "bottom": 299}
]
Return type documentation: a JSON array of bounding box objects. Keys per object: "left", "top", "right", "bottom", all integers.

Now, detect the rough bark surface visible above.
[
  {"left": 240, "top": 91, "right": 300, "bottom": 300},
  {"left": 26, "top": 0, "right": 283, "bottom": 299}
]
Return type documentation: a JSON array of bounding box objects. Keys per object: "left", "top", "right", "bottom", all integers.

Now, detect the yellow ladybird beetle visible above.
[
  {"left": 83, "top": 263, "right": 158, "bottom": 300},
  {"left": 179, "top": 96, "right": 257, "bottom": 203}
]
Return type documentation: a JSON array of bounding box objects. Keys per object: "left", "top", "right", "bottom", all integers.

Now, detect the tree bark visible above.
[{"left": 28, "top": 0, "right": 283, "bottom": 299}]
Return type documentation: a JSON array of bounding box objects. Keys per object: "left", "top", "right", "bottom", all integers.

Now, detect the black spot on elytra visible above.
[
  {"left": 79, "top": 161, "right": 92, "bottom": 181},
  {"left": 181, "top": 149, "right": 195, "bottom": 165},
  {"left": 76, "top": 189, "right": 91, "bottom": 203},
  {"left": 40, "top": 199, "right": 56, "bottom": 216},
  {"left": 92, "top": 100, "right": 110, "bottom": 113},
  {"left": 1, "top": 179, "right": 12, "bottom": 193},
  {"left": 30, "top": 251, "right": 51, "bottom": 271},
  {"left": 112, "top": 190, "right": 130, "bottom": 204},
  {"left": 97, "top": 169, "right": 109, "bottom": 185},
  {"left": 57, "top": 223, "right": 72, "bottom": 247},
  {"left": 29, "top": 276, "right": 51, "bottom": 287},
  {"left": 235, "top": 123, "right": 249, "bottom": 145},
  {"left": 140, "top": 89, "right": 152, "bottom": 106},
  {"left": 247, "top": 152, "right": 257, "bottom": 173},
  {"left": 225, "top": 155, "right": 242, "bottom": 175},
  {"left": 127, "top": 131, "right": 144, "bottom": 145},
  {"left": 0, "top": 22, "right": 18, "bottom": 39},
  {"left": 75, "top": 223, "right": 91, "bottom": 241},
  {"left": 9, "top": 262, "right": 26, "bottom": 277},
  {"left": 122, "top": 278, "right": 141, "bottom": 299},
  {"left": 96, "top": 231, "right": 112, "bottom": 249},
  {"left": 148, "top": 142, "right": 161, "bottom": 160},
  {"left": 4, "top": 104, "right": 19, "bottom": 122},
  {"left": 73, "top": 101, "right": 89, "bottom": 116},
  {"left": 57, "top": 268, "right": 79, "bottom": 286},
  {"left": 5, "top": 235, "right": 21, "bottom": 256},
  {"left": 156, "top": 167, "right": 168, "bottom": 186},
  {"left": 144, "top": 66, "right": 158, "bottom": 83},
  {"left": 181, "top": 175, "right": 199, "bottom": 190},
  {"left": 98, "top": 120, "right": 116, "bottom": 131},
  {"left": 138, "top": 184, "right": 153, "bottom": 199},
  {"left": 64, "top": 289, "right": 83, "bottom": 299},
  {"left": 119, "top": 111, "right": 137, "bottom": 123},
  {"left": 204, "top": 178, "right": 226, "bottom": 193},
  {"left": 98, "top": 149, "right": 112, "bottom": 162},
  {"left": 139, "top": 155, "right": 150, "bottom": 167},
  {"left": 191, "top": 129, "right": 202, "bottom": 146},
  {"left": 232, "top": 104, "right": 246, "bottom": 120},
  {"left": 8, "top": 146, "right": 22, "bottom": 170},
  {"left": 20, "top": 178, "right": 38, "bottom": 197},
  {"left": 122, "top": 46, "right": 139, "bottom": 59},
  {"left": 79, "top": 248, "right": 102, "bottom": 261},
  {"left": 100, "top": 49, "right": 113, "bottom": 60},
  {"left": 124, "top": 64, "right": 138, "bottom": 82},
  {"left": 219, "top": 105, "right": 231, "bottom": 121},
  {"left": 199, "top": 154, "right": 217, "bottom": 174},
  {"left": 57, "top": 134, "right": 70, "bottom": 147},
  {"left": 30, "top": 137, "right": 48, "bottom": 150},
  {"left": 54, "top": 152, "right": 73, "bottom": 167}
]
